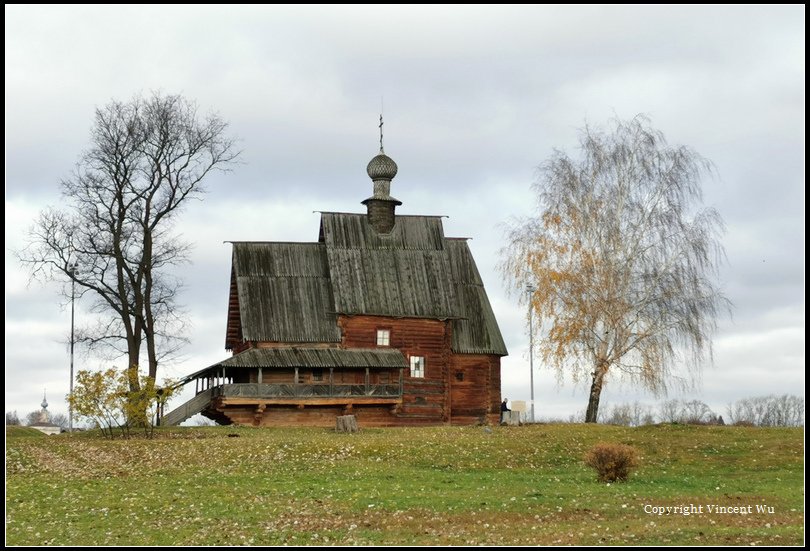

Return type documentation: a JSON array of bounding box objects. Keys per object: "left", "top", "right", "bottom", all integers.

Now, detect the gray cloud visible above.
[{"left": 5, "top": 6, "right": 804, "bottom": 419}]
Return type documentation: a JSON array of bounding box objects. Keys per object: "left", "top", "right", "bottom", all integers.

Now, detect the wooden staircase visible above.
[{"left": 161, "top": 388, "right": 215, "bottom": 426}]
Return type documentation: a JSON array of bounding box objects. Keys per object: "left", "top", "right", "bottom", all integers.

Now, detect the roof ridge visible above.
[
  {"left": 228, "top": 241, "right": 322, "bottom": 245},
  {"left": 319, "top": 211, "right": 448, "bottom": 219}
]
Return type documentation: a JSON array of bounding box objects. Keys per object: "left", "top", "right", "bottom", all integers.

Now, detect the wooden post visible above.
[
  {"left": 399, "top": 368, "right": 404, "bottom": 395},
  {"left": 258, "top": 367, "right": 263, "bottom": 384},
  {"left": 329, "top": 368, "right": 334, "bottom": 396},
  {"left": 365, "top": 367, "right": 370, "bottom": 394},
  {"left": 195, "top": 378, "right": 199, "bottom": 394},
  {"left": 294, "top": 367, "right": 299, "bottom": 396},
  {"left": 336, "top": 415, "right": 358, "bottom": 433}
]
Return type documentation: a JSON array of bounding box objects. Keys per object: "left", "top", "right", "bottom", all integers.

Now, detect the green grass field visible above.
[
  {"left": 5, "top": 426, "right": 47, "bottom": 438},
  {"left": 5, "top": 424, "right": 803, "bottom": 545}
]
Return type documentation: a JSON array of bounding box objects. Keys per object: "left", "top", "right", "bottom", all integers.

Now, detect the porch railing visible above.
[{"left": 215, "top": 383, "right": 402, "bottom": 399}]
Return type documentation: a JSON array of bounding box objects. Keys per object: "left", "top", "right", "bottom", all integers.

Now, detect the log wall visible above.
[
  {"left": 215, "top": 314, "right": 502, "bottom": 427},
  {"left": 448, "top": 353, "right": 502, "bottom": 425},
  {"left": 221, "top": 405, "right": 400, "bottom": 427},
  {"left": 339, "top": 315, "right": 452, "bottom": 423}
]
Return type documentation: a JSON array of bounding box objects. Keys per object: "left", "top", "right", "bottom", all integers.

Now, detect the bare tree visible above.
[
  {"left": 680, "top": 399, "right": 714, "bottom": 424},
  {"left": 49, "top": 413, "right": 69, "bottom": 430},
  {"left": 727, "top": 395, "right": 805, "bottom": 427},
  {"left": 602, "top": 403, "right": 633, "bottom": 426},
  {"left": 24, "top": 410, "right": 44, "bottom": 426},
  {"left": 18, "top": 93, "right": 239, "bottom": 386},
  {"left": 502, "top": 116, "right": 729, "bottom": 422},
  {"left": 630, "top": 401, "right": 656, "bottom": 426},
  {"left": 659, "top": 399, "right": 682, "bottom": 423},
  {"left": 5, "top": 411, "right": 21, "bottom": 426},
  {"left": 602, "top": 401, "right": 656, "bottom": 426}
]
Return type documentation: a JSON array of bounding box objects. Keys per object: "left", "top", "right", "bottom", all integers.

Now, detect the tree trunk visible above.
[
  {"left": 585, "top": 362, "right": 608, "bottom": 423},
  {"left": 145, "top": 320, "right": 158, "bottom": 380},
  {"left": 127, "top": 345, "right": 141, "bottom": 392},
  {"left": 142, "top": 229, "right": 159, "bottom": 380},
  {"left": 335, "top": 415, "right": 359, "bottom": 433}
]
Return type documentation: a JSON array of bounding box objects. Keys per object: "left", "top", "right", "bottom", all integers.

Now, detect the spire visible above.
[
  {"left": 41, "top": 389, "right": 48, "bottom": 411},
  {"left": 363, "top": 114, "right": 401, "bottom": 233},
  {"left": 380, "top": 113, "right": 385, "bottom": 155}
]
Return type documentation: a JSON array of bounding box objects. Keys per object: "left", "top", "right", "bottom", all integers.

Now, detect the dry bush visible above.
[{"left": 584, "top": 442, "right": 640, "bottom": 482}]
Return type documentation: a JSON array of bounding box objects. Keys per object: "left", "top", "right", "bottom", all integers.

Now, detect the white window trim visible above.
[
  {"left": 410, "top": 356, "right": 425, "bottom": 378},
  {"left": 376, "top": 329, "right": 391, "bottom": 346}
]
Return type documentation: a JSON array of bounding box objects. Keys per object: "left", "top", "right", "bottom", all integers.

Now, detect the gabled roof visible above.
[
  {"left": 227, "top": 213, "right": 507, "bottom": 356},
  {"left": 326, "top": 248, "right": 461, "bottom": 318},
  {"left": 319, "top": 212, "right": 446, "bottom": 250},
  {"left": 228, "top": 242, "right": 341, "bottom": 344},
  {"left": 445, "top": 239, "right": 507, "bottom": 355}
]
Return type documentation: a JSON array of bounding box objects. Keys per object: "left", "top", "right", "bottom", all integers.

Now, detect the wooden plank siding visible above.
[
  {"left": 221, "top": 405, "right": 402, "bottom": 427},
  {"left": 449, "top": 353, "right": 502, "bottom": 425},
  {"left": 339, "top": 314, "right": 451, "bottom": 423}
]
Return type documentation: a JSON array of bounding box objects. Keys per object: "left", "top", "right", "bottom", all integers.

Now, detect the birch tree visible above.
[{"left": 502, "top": 116, "right": 729, "bottom": 422}]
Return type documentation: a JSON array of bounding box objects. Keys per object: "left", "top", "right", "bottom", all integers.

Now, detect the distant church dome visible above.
[{"left": 367, "top": 153, "right": 398, "bottom": 181}]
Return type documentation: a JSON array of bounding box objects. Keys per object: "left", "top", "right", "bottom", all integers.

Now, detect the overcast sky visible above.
[{"left": 5, "top": 6, "right": 804, "bottom": 421}]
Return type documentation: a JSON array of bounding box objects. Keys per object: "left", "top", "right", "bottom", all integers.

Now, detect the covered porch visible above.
[{"left": 161, "top": 347, "right": 407, "bottom": 426}]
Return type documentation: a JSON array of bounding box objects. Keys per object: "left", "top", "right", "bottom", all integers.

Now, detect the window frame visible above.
[
  {"left": 410, "top": 355, "right": 425, "bottom": 378},
  {"left": 376, "top": 328, "right": 391, "bottom": 347}
]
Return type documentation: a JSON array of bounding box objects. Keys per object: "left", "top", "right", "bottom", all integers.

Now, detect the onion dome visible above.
[{"left": 367, "top": 153, "right": 398, "bottom": 181}]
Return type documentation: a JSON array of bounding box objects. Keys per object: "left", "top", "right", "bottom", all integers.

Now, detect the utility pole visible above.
[
  {"left": 69, "top": 262, "right": 77, "bottom": 432},
  {"left": 526, "top": 282, "right": 536, "bottom": 423}
]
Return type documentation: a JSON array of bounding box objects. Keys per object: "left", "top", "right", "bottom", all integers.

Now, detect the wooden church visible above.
[{"left": 163, "top": 138, "right": 507, "bottom": 427}]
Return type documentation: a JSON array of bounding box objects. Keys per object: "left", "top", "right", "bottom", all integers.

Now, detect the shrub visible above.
[
  {"left": 584, "top": 442, "right": 639, "bottom": 482},
  {"left": 68, "top": 368, "right": 174, "bottom": 439}
]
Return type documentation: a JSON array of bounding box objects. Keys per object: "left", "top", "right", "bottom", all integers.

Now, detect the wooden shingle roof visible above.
[
  {"left": 226, "top": 213, "right": 507, "bottom": 356},
  {"left": 217, "top": 347, "right": 408, "bottom": 369},
  {"left": 228, "top": 242, "right": 341, "bottom": 344}
]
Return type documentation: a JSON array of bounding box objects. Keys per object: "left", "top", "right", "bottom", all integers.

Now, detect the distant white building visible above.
[{"left": 28, "top": 391, "right": 61, "bottom": 436}]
